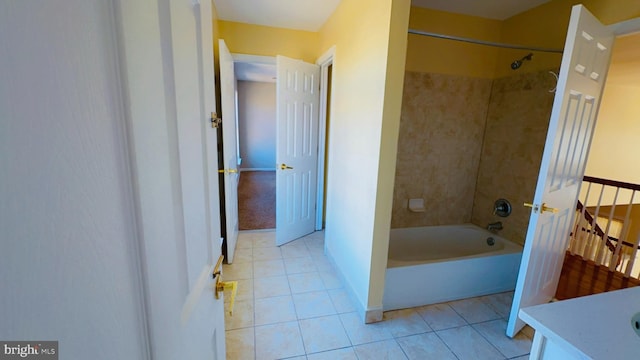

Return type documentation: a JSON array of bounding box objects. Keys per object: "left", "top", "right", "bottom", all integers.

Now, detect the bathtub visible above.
[{"left": 382, "top": 223, "right": 523, "bottom": 311}]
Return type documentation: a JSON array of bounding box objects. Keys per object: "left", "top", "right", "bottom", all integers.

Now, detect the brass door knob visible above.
[{"left": 524, "top": 202, "right": 559, "bottom": 214}]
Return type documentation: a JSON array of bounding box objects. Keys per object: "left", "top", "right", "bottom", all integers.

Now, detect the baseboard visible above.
[{"left": 324, "top": 245, "right": 384, "bottom": 324}]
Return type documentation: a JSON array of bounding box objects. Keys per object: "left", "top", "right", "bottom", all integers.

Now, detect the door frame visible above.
[
  {"left": 315, "top": 46, "right": 336, "bottom": 230},
  {"left": 226, "top": 51, "right": 336, "bottom": 233}
]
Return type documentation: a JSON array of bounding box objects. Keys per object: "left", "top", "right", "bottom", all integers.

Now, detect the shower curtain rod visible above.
[{"left": 408, "top": 29, "right": 564, "bottom": 54}]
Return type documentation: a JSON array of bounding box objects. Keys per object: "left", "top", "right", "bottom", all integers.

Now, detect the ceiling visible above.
[
  {"left": 214, "top": 0, "right": 341, "bottom": 32},
  {"left": 411, "top": 0, "right": 550, "bottom": 20},
  {"left": 217, "top": 0, "right": 552, "bottom": 82},
  {"left": 214, "top": 0, "right": 551, "bottom": 33}
]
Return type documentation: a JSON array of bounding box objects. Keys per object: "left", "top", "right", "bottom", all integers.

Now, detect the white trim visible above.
[{"left": 315, "top": 46, "right": 336, "bottom": 230}]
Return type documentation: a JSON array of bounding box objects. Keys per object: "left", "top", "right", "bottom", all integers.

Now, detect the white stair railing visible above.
[{"left": 569, "top": 176, "right": 640, "bottom": 279}]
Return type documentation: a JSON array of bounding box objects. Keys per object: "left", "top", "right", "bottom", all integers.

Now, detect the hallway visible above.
[{"left": 223, "top": 231, "right": 533, "bottom": 359}]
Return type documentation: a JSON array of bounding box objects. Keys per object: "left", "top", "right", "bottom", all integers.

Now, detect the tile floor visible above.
[{"left": 224, "top": 230, "right": 533, "bottom": 360}]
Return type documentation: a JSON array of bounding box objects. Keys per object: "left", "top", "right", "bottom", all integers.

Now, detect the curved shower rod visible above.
[{"left": 408, "top": 28, "right": 564, "bottom": 54}]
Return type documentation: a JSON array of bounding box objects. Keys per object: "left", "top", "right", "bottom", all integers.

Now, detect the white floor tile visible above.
[
  {"left": 250, "top": 232, "right": 276, "bottom": 247},
  {"left": 478, "top": 291, "right": 514, "bottom": 319},
  {"left": 223, "top": 262, "right": 253, "bottom": 280},
  {"left": 319, "top": 270, "right": 342, "bottom": 289},
  {"left": 232, "top": 247, "right": 253, "bottom": 263},
  {"left": 353, "top": 340, "right": 408, "bottom": 360},
  {"left": 281, "top": 241, "right": 311, "bottom": 258},
  {"left": 306, "top": 347, "right": 357, "bottom": 360},
  {"left": 396, "top": 332, "right": 457, "bottom": 360},
  {"left": 328, "top": 289, "right": 357, "bottom": 314},
  {"left": 312, "top": 256, "right": 334, "bottom": 272},
  {"left": 382, "top": 309, "right": 432, "bottom": 338},
  {"left": 226, "top": 327, "right": 255, "bottom": 360},
  {"left": 293, "top": 291, "right": 336, "bottom": 319},
  {"left": 255, "top": 321, "right": 305, "bottom": 360},
  {"left": 224, "top": 299, "right": 254, "bottom": 330},
  {"left": 253, "top": 259, "right": 285, "bottom": 277},
  {"left": 416, "top": 303, "right": 467, "bottom": 331},
  {"left": 449, "top": 297, "right": 501, "bottom": 324},
  {"left": 253, "top": 247, "right": 282, "bottom": 261},
  {"left": 288, "top": 272, "right": 325, "bottom": 293},
  {"left": 236, "top": 232, "right": 255, "bottom": 249},
  {"left": 225, "top": 278, "right": 253, "bottom": 304},
  {"left": 254, "top": 275, "right": 290, "bottom": 299},
  {"left": 299, "top": 315, "right": 351, "bottom": 354},
  {"left": 339, "top": 312, "right": 393, "bottom": 346},
  {"left": 254, "top": 295, "right": 297, "bottom": 326},
  {"left": 437, "top": 325, "right": 505, "bottom": 360},
  {"left": 473, "top": 319, "right": 531, "bottom": 358},
  {"left": 284, "top": 256, "right": 317, "bottom": 274}
]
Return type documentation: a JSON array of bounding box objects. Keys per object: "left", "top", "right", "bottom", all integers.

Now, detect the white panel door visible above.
[
  {"left": 168, "top": 1, "right": 225, "bottom": 358},
  {"left": 276, "top": 55, "right": 320, "bottom": 246},
  {"left": 506, "top": 5, "right": 614, "bottom": 337},
  {"left": 219, "top": 39, "right": 240, "bottom": 263},
  {"left": 196, "top": 1, "right": 225, "bottom": 358}
]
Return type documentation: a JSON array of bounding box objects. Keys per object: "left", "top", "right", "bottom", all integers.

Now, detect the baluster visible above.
[
  {"left": 575, "top": 182, "right": 592, "bottom": 257},
  {"left": 610, "top": 189, "right": 635, "bottom": 271},
  {"left": 584, "top": 184, "right": 605, "bottom": 261},
  {"left": 595, "top": 187, "right": 619, "bottom": 265}
]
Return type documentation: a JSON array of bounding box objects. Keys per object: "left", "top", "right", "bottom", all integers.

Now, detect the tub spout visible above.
[{"left": 487, "top": 221, "right": 503, "bottom": 231}]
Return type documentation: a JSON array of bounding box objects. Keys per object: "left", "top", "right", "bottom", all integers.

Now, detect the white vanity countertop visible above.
[{"left": 520, "top": 287, "right": 640, "bottom": 359}]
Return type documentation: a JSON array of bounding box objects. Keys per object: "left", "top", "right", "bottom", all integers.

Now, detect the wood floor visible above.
[
  {"left": 555, "top": 251, "right": 640, "bottom": 300},
  {"left": 237, "top": 171, "right": 276, "bottom": 230}
]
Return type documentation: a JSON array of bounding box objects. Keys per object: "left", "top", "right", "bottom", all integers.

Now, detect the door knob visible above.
[
  {"left": 215, "top": 279, "right": 237, "bottom": 315},
  {"left": 218, "top": 168, "right": 238, "bottom": 174},
  {"left": 280, "top": 164, "right": 293, "bottom": 170},
  {"left": 524, "top": 202, "right": 559, "bottom": 214}
]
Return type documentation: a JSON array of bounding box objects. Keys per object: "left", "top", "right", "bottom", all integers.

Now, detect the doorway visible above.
[{"left": 229, "top": 51, "right": 335, "bottom": 235}]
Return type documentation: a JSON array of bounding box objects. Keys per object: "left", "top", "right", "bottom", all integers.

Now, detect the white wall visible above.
[
  {"left": 237, "top": 81, "right": 276, "bottom": 169},
  {"left": 0, "top": 1, "right": 146, "bottom": 357}
]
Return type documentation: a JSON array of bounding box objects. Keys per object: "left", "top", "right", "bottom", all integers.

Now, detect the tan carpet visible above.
[{"left": 238, "top": 171, "right": 276, "bottom": 230}]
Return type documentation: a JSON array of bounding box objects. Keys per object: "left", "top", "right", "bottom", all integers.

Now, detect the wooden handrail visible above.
[{"left": 583, "top": 176, "right": 640, "bottom": 192}]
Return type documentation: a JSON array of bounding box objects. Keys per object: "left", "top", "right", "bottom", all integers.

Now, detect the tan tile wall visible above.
[
  {"left": 471, "top": 69, "right": 558, "bottom": 245},
  {"left": 391, "top": 72, "right": 492, "bottom": 228}
]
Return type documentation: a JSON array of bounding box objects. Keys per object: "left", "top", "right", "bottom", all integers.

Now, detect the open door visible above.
[
  {"left": 276, "top": 55, "right": 321, "bottom": 246},
  {"left": 218, "top": 39, "right": 239, "bottom": 263},
  {"left": 506, "top": 4, "right": 614, "bottom": 337},
  {"left": 170, "top": 1, "right": 226, "bottom": 358}
]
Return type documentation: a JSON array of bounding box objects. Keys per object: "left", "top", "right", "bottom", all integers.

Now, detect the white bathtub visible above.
[{"left": 383, "top": 224, "right": 523, "bottom": 311}]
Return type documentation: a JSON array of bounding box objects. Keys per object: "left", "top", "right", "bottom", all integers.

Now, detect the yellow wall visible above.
[
  {"left": 319, "top": 0, "right": 410, "bottom": 321},
  {"left": 217, "top": 21, "right": 319, "bottom": 63},
  {"left": 406, "top": 7, "right": 502, "bottom": 78},
  {"left": 495, "top": 0, "right": 640, "bottom": 78},
  {"left": 586, "top": 83, "right": 640, "bottom": 183}
]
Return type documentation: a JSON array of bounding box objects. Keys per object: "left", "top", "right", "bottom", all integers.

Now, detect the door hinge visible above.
[{"left": 210, "top": 112, "right": 222, "bottom": 128}]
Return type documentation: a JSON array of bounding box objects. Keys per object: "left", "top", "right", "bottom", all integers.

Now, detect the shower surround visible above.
[
  {"left": 392, "top": 69, "right": 558, "bottom": 245},
  {"left": 392, "top": 72, "right": 492, "bottom": 228}
]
